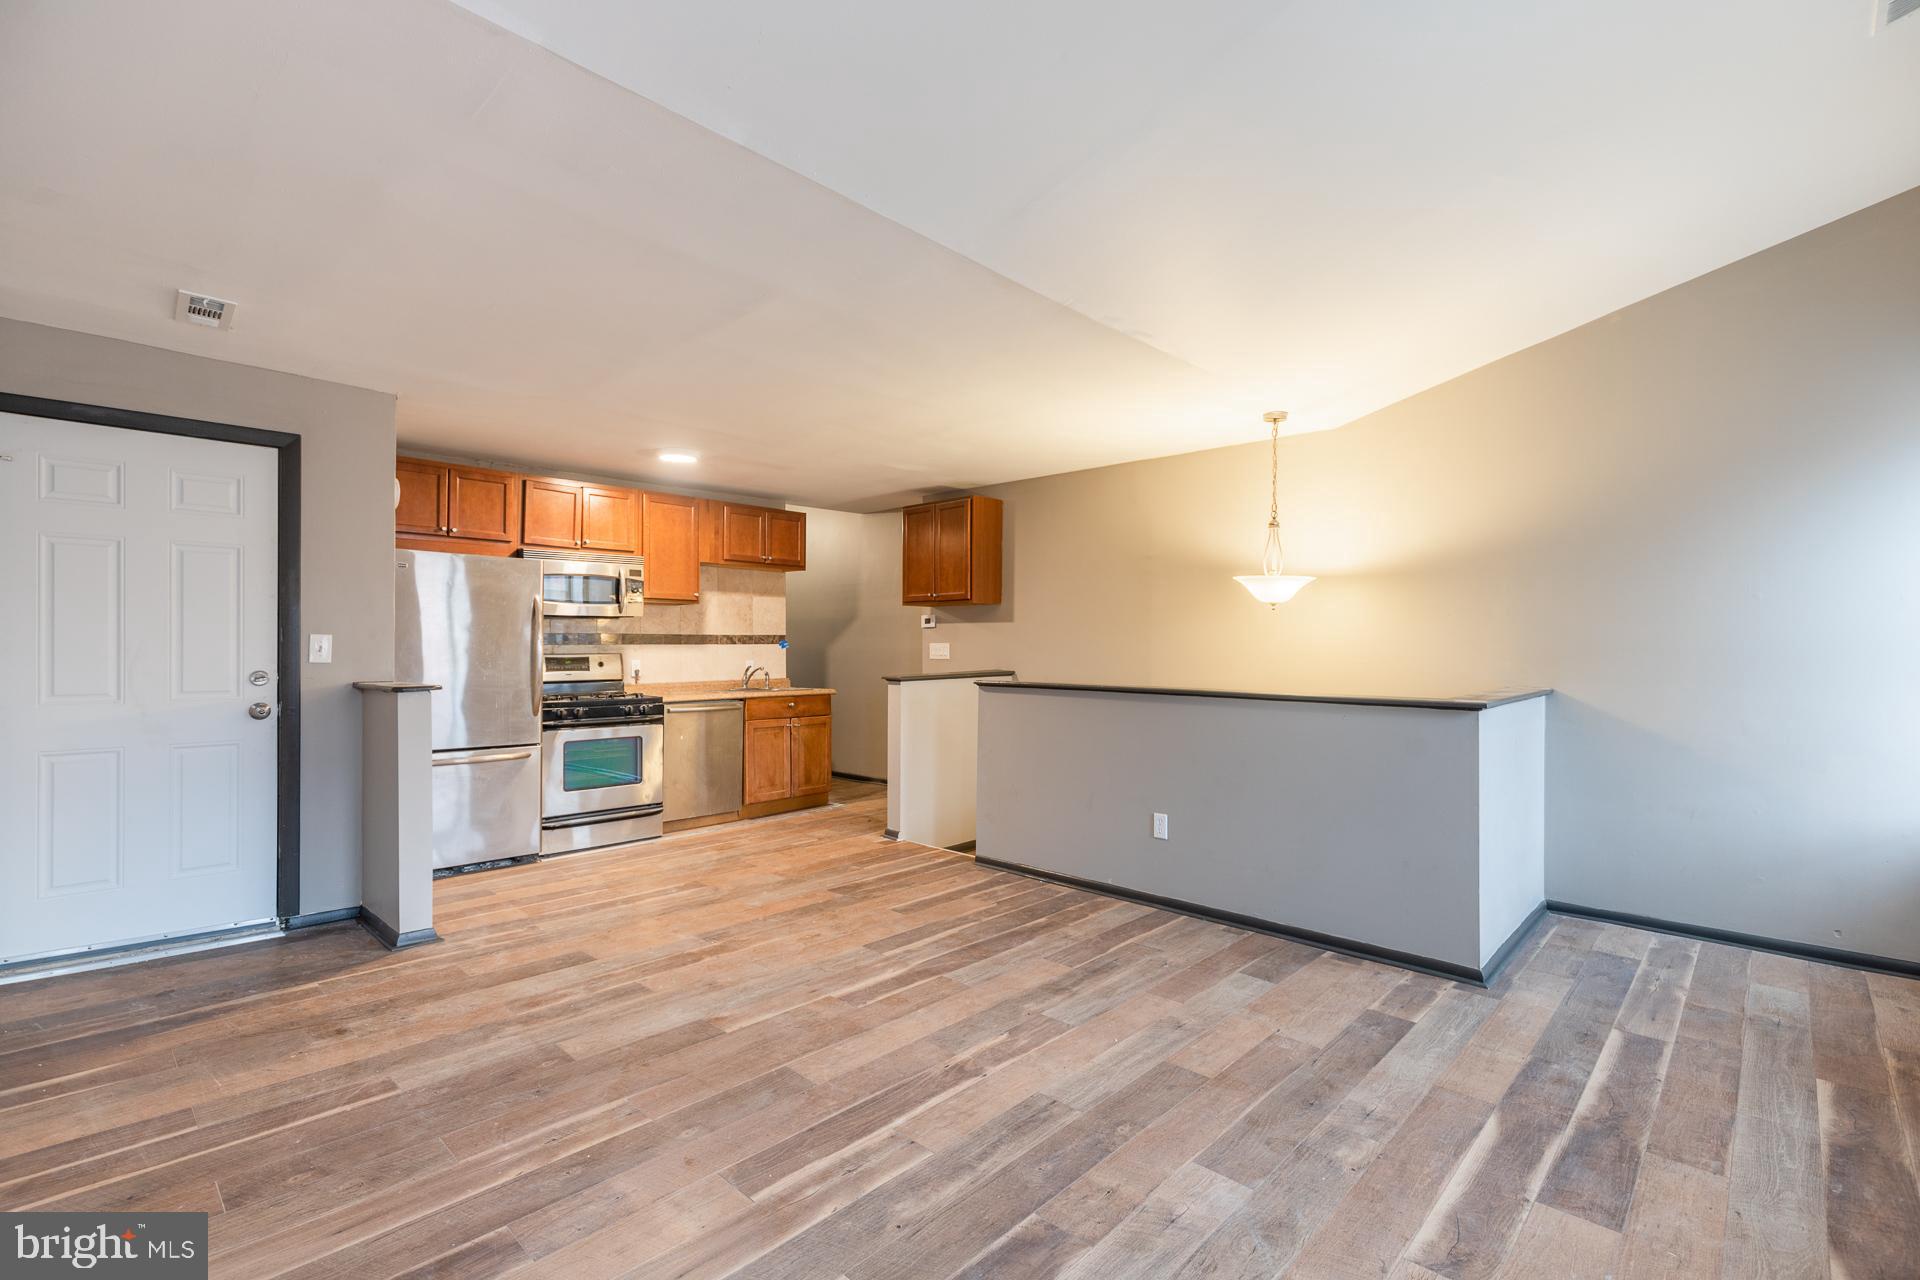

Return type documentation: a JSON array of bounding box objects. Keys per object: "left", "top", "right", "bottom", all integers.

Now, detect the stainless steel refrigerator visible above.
[{"left": 395, "top": 550, "right": 543, "bottom": 869}]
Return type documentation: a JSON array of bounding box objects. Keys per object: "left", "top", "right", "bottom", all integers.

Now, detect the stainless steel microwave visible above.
[{"left": 521, "top": 549, "right": 645, "bottom": 619}]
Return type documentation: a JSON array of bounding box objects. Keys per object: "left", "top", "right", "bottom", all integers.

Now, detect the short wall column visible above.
[{"left": 354, "top": 681, "right": 440, "bottom": 949}]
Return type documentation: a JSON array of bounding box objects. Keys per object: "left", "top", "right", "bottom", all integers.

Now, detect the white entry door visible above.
[{"left": 0, "top": 411, "right": 280, "bottom": 964}]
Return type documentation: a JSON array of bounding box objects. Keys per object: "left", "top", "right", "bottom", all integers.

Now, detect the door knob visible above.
[{"left": 248, "top": 702, "right": 273, "bottom": 720}]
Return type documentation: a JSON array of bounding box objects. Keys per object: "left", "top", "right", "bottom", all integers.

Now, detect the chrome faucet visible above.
[{"left": 742, "top": 664, "right": 772, "bottom": 690}]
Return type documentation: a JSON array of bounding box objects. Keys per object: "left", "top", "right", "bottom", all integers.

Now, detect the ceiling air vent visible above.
[
  {"left": 1879, "top": 0, "right": 1918, "bottom": 28},
  {"left": 173, "top": 290, "right": 236, "bottom": 330}
]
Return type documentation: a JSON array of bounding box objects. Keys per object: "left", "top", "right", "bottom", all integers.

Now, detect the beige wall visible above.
[
  {"left": 915, "top": 187, "right": 1920, "bottom": 963},
  {"left": 787, "top": 508, "right": 922, "bottom": 778},
  {"left": 0, "top": 317, "right": 398, "bottom": 916}
]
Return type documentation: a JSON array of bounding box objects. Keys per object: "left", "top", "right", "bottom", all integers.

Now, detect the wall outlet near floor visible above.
[
  {"left": 928, "top": 641, "right": 951, "bottom": 661},
  {"left": 308, "top": 633, "right": 333, "bottom": 664},
  {"left": 1152, "top": 812, "right": 1169, "bottom": 840}
]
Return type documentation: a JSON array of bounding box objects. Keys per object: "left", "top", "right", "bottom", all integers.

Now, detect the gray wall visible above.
[
  {"left": 916, "top": 187, "right": 1920, "bottom": 964},
  {"left": 786, "top": 507, "right": 922, "bottom": 778},
  {"left": 0, "top": 317, "right": 398, "bottom": 915},
  {"left": 977, "top": 688, "right": 1490, "bottom": 970}
]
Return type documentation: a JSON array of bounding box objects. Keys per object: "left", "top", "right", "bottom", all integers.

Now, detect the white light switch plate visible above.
[
  {"left": 928, "top": 642, "right": 951, "bottom": 661},
  {"left": 1152, "top": 813, "right": 1169, "bottom": 840},
  {"left": 308, "top": 633, "right": 333, "bottom": 664}
]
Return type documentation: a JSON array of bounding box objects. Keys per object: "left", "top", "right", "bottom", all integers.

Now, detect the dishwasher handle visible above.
[{"left": 667, "top": 702, "right": 742, "bottom": 713}]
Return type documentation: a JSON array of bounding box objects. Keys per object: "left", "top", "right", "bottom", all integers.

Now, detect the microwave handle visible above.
[{"left": 531, "top": 593, "right": 544, "bottom": 718}]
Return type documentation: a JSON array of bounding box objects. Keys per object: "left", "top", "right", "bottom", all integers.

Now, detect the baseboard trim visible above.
[
  {"left": 972, "top": 853, "right": 1497, "bottom": 986},
  {"left": 832, "top": 770, "right": 887, "bottom": 784},
  {"left": 1545, "top": 900, "right": 1920, "bottom": 980},
  {"left": 357, "top": 907, "right": 440, "bottom": 951},
  {"left": 285, "top": 907, "right": 360, "bottom": 930},
  {"left": 1481, "top": 902, "right": 1549, "bottom": 985},
  {"left": 882, "top": 828, "right": 899, "bottom": 841},
  {"left": 944, "top": 840, "right": 977, "bottom": 854}
]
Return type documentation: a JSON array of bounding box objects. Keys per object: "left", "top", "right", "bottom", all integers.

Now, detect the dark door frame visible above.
[{"left": 0, "top": 391, "right": 303, "bottom": 920}]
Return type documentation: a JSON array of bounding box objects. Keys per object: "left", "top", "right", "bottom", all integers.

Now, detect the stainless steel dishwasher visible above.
[{"left": 663, "top": 700, "right": 744, "bottom": 824}]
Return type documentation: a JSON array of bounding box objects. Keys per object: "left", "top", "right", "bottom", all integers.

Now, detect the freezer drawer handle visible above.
[{"left": 433, "top": 750, "right": 535, "bottom": 766}]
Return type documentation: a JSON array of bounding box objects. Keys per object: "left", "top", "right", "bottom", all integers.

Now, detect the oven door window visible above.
[
  {"left": 545, "top": 573, "right": 622, "bottom": 606},
  {"left": 562, "top": 737, "right": 642, "bottom": 791}
]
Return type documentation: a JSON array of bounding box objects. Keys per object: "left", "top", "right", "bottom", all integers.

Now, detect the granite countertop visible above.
[
  {"left": 626, "top": 680, "right": 835, "bottom": 701},
  {"left": 977, "top": 681, "right": 1551, "bottom": 712}
]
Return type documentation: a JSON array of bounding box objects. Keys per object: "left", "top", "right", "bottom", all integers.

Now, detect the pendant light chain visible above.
[
  {"left": 1268, "top": 417, "right": 1280, "bottom": 528},
  {"left": 1234, "top": 409, "right": 1315, "bottom": 605}
]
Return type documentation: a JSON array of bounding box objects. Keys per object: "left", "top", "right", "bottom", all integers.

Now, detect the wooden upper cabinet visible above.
[
  {"left": 699, "top": 500, "right": 807, "bottom": 570},
  {"left": 447, "top": 466, "right": 519, "bottom": 543},
  {"left": 720, "top": 504, "right": 765, "bottom": 563},
  {"left": 579, "top": 485, "right": 637, "bottom": 553},
  {"left": 521, "top": 478, "right": 638, "bottom": 553},
  {"left": 765, "top": 510, "right": 806, "bottom": 568},
  {"left": 641, "top": 491, "right": 701, "bottom": 602},
  {"left": 395, "top": 457, "right": 518, "bottom": 545},
  {"left": 902, "top": 495, "right": 1002, "bottom": 605},
  {"left": 395, "top": 458, "right": 448, "bottom": 536},
  {"left": 521, "top": 478, "right": 582, "bottom": 549}
]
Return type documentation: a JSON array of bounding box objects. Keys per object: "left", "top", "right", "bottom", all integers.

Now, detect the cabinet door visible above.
[
  {"left": 764, "top": 510, "right": 805, "bottom": 568},
  {"left": 743, "top": 719, "right": 792, "bottom": 804},
  {"left": 521, "top": 479, "right": 582, "bottom": 549},
  {"left": 580, "top": 485, "right": 638, "bottom": 553},
  {"left": 641, "top": 492, "right": 700, "bottom": 602},
  {"left": 395, "top": 459, "right": 448, "bottom": 536},
  {"left": 447, "top": 466, "right": 519, "bottom": 543},
  {"left": 902, "top": 504, "right": 938, "bottom": 602},
  {"left": 790, "top": 716, "right": 832, "bottom": 797},
  {"left": 720, "top": 504, "right": 767, "bottom": 564},
  {"left": 932, "top": 499, "right": 972, "bottom": 599}
]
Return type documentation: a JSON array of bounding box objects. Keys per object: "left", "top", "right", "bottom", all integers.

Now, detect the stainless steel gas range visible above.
[{"left": 539, "top": 652, "right": 665, "bottom": 854}]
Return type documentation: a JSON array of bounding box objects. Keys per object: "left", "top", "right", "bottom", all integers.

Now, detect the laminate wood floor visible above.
[{"left": 4, "top": 779, "right": 1918, "bottom": 1278}]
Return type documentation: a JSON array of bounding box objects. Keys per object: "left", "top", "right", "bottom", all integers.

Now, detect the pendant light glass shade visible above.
[{"left": 1236, "top": 411, "right": 1314, "bottom": 607}]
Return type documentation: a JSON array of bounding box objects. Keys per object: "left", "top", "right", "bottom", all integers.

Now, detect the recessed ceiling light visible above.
[{"left": 658, "top": 450, "right": 698, "bottom": 464}]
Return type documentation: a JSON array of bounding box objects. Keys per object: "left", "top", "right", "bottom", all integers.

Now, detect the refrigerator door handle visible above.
[
  {"left": 531, "top": 593, "right": 544, "bottom": 718},
  {"left": 432, "top": 749, "right": 535, "bottom": 767}
]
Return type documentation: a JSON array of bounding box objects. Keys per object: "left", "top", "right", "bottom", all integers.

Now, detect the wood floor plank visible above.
[
  {"left": 1721, "top": 981, "right": 1828, "bottom": 1280},
  {"left": 1617, "top": 1152, "right": 1727, "bottom": 1279},
  {"left": 1534, "top": 1027, "right": 1668, "bottom": 1230},
  {"left": 1405, "top": 947, "right": 1640, "bottom": 1280},
  {"left": 1, "top": 783, "right": 1915, "bottom": 1279}
]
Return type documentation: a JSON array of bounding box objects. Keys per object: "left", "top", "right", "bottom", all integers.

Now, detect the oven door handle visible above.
[{"left": 542, "top": 802, "right": 664, "bottom": 829}]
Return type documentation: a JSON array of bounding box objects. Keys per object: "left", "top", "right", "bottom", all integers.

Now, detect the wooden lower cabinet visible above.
[
  {"left": 743, "top": 720, "right": 793, "bottom": 806},
  {"left": 740, "top": 696, "right": 833, "bottom": 818},
  {"left": 790, "top": 716, "right": 832, "bottom": 796}
]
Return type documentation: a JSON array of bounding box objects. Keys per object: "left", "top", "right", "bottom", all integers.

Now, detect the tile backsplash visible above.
[{"left": 545, "top": 566, "right": 787, "bottom": 685}]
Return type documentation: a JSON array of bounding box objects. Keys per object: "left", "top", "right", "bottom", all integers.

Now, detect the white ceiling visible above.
[{"left": 3, "top": 2, "right": 1917, "bottom": 509}]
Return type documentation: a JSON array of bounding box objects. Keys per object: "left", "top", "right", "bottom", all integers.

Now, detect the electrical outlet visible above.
[
  {"left": 308, "top": 633, "right": 333, "bottom": 664},
  {"left": 1152, "top": 812, "right": 1169, "bottom": 840},
  {"left": 928, "top": 642, "right": 951, "bottom": 661}
]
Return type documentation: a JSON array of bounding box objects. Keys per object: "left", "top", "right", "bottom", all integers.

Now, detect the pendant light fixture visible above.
[{"left": 1234, "top": 411, "right": 1316, "bottom": 606}]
